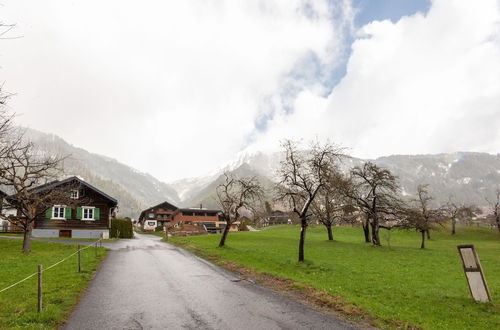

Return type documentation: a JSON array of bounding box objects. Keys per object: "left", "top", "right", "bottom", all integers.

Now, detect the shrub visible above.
[
  {"left": 239, "top": 220, "right": 249, "bottom": 231},
  {"left": 110, "top": 218, "right": 133, "bottom": 238}
]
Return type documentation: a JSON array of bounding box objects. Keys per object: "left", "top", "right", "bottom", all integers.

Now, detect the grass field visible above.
[
  {"left": 170, "top": 225, "right": 500, "bottom": 329},
  {"left": 0, "top": 238, "right": 107, "bottom": 329}
]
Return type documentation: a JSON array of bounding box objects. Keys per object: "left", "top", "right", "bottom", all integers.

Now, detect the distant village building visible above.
[
  {"left": 138, "top": 202, "right": 239, "bottom": 234},
  {"left": 29, "top": 177, "right": 118, "bottom": 238},
  {"left": 0, "top": 189, "right": 20, "bottom": 233},
  {"left": 138, "top": 201, "right": 178, "bottom": 231},
  {"left": 262, "top": 210, "right": 292, "bottom": 226}
]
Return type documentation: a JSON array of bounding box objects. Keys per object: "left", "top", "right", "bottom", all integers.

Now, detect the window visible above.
[
  {"left": 82, "top": 207, "right": 95, "bottom": 220},
  {"left": 70, "top": 190, "right": 79, "bottom": 199},
  {"left": 148, "top": 213, "right": 155, "bottom": 218},
  {"left": 147, "top": 221, "right": 156, "bottom": 226},
  {"left": 52, "top": 206, "right": 65, "bottom": 219}
]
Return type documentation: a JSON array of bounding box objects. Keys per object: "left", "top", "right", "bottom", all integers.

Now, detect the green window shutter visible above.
[
  {"left": 95, "top": 208, "right": 100, "bottom": 220},
  {"left": 65, "top": 207, "right": 72, "bottom": 220},
  {"left": 45, "top": 207, "right": 53, "bottom": 219},
  {"left": 76, "top": 207, "right": 82, "bottom": 220}
]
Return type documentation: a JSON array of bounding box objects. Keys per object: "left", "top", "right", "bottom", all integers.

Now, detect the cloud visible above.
[
  {"left": 3, "top": 0, "right": 498, "bottom": 182},
  {"left": 250, "top": 0, "right": 500, "bottom": 158},
  {"left": 1, "top": 0, "right": 353, "bottom": 181}
]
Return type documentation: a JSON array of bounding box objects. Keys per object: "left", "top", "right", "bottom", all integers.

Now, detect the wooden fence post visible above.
[
  {"left": 77, "top": 245, "right": 81, "bottom": 273},
  {"left": 37, "top": 264, "right": 42, "bottom": 312}
]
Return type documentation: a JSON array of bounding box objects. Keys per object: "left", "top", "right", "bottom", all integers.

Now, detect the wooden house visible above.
[
  {"left": 138, "top": 202, "right": 234, "bottom": 234},
  {"left": 31, "top": 177, "right": 118, "bottom": 239},
  {"left": 137, "top": 201, "right": 178, "bottom": 231}
]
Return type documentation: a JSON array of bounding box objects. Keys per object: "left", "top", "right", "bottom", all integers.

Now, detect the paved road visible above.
[{"left": 63, "top": 233, "right": 356, "bottom": 330}]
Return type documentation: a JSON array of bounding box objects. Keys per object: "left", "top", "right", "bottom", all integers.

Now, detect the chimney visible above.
[{"left": 200, "top": 203, "right": 203, "bottom": 209}]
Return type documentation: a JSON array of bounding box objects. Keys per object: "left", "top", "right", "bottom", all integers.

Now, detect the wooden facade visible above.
[
  {"left": 138, "top": 201, "right": 178, "bottom": 230},
  {"left": 32, "top": 177, "right": 118, "bottom": 238},
  {"left": 138, "top": 202, "right": 233, "bottom": 233}
]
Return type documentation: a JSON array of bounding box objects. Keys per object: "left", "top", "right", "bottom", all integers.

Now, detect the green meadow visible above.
[
  {"left": 171, "top": 225, "right": 500, "bottom": 329},
  {"left": 0, "top": 239, "right": 107, "bottom": 329}
]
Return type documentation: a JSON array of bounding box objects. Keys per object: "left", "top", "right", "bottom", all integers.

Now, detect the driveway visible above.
[{"left": 63, "top": 233, "right": 356, "bottom": 330}]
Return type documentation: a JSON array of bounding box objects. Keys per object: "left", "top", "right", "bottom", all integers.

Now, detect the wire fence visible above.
[{"left": 0, "top": 238, "right": 104, "bottom": 312}]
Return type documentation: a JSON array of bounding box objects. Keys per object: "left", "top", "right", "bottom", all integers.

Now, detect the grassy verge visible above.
[
  {"left": 170, "top": 225, "right": 500, "bottom": 329},
  {"left": 33, "top": 237, "right": 119, "bottom": 243},
  {"left": 0, "top": 239, "right": 107, "bottom": 329},
  {"left": 0, "top": 234, "right": 118, "bottom": 242}
]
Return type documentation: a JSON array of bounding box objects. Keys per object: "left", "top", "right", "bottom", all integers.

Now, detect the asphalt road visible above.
[{"left": 63, "top": 233, "right": 357, "bottom": 330}]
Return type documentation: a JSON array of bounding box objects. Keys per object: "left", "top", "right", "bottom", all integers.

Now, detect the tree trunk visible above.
[
  {"left": 371, "top": 220, "right": 381, "bottom": 246},
  {"left": 22, "top": 223, "right": 32, "bottom": 253},
  {"left": 426, "top": 229, "right": 431, "bottom": 239},
  {"left": 420, "top": 230, "right": 426, "bottom": 249},
  {"left": 298, "top": 217, "right": 307, "bottom": 262},
  {"left": 362, "top": 219, "right": 371, "bottom": 243},
  {"left": 218, "top": 221, "right": 231, "bottom": 247},
  {"left": 496, "top": 215, "right": 500, "bottom": 232},
  {"left": 326, "top": 224, "right": 333, "bottom": 241},
  {"left": 451, "top": 218, "right": 456, "bottom": 235}
]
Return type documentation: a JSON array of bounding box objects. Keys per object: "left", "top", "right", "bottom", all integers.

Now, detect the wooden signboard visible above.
[{"left": 457, "top": 245, "right": 491, "bottom": 302}]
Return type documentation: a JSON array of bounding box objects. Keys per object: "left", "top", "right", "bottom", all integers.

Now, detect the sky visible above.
[{"left": 0, "top": 0, "right": 499, "bottom": 182}]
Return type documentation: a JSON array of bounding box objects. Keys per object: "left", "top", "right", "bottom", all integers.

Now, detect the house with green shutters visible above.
[{"left": 32, "top": 176, "right": 118, "bottom": 239}]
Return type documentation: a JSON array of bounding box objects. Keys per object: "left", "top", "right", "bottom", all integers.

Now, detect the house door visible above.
[{"left": 59, "top": 230, "right": 72, "bottom": 238}]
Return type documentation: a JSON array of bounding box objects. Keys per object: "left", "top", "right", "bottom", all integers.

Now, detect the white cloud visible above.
[
  {"left": 1, "top": 0, "right": 352, "bottom": 181},
  {"left": 3, "top": 0, "right": 499, "bottom": 183},
  {"left": 250, "top": 0, "right": 500, "bottom": 159}
]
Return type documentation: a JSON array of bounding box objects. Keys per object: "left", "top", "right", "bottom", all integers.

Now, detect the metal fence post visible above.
[
  {"left": 95, "top": 241, "right": 98, "bottom": 257},
  {"left": 37, "top": 264, "right": 42, "bottom": 312},
  {"left": 77, "top": 245, "right": 81, "bottom": 273}
]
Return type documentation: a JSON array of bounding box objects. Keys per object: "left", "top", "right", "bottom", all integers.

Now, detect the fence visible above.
[{"left": 0, "top": 239, "right": 104, "bottom": 312}]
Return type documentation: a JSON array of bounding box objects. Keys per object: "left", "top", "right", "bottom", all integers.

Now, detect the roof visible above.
[
  {"left": 179, "top": 208, "right": 221, "bottom": 213},
  {"left": 138, "top": 202, "right": 222, "bottom": 222},
  {"left": 138, "top": 201, "right": 179, "bottom": 221},
  {"left": 33, "top": 176, "right": 118, "bottom": 205}
]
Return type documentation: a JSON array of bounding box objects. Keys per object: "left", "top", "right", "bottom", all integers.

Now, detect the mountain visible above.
[
  {"left": 24, "top": 128, "right": 180, "bottom": 218},
  {"left": 23, "top": 127, "right": 500, "bottom": 217},
  {"left": 171, "top": 151, "right": 500, "bottom": 208},
  {"left": 374, "top": 152, "right": 500, "bottom": 206},
  {"left": 179, "top": 163, "right": 276, "bottom": 209}
]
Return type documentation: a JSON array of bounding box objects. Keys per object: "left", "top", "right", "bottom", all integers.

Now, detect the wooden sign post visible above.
[{"left": 457, "top": 245, "right": 491, "bottom": 302}]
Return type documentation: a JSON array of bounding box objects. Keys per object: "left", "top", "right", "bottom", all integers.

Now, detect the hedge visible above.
[{"left": 110, "top": 218, "right": 133, "bottom": 238}]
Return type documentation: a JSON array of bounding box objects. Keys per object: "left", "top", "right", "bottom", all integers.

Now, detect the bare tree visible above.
[
  {"left": 310, "top": 169, "right": 350, "bottom": 241},
  {"left": 216, "top": 172, "right": 263, "bottom": 247},
  {"left": 0, "top": 141, "right": 73, "bottom": 253},
  {"left": 444, "top": 200, "right": 476, "bottom": 235},
  {"left": 405, "top": 184, "right": 444, "bottom": 249},
  {"left": 486, "top": 189, "right": 500, "bottom": 232},
  {"left": 276, "top": 140, "right": 345, "bottom": 261},
  {"left": 343, "top": 162, "right": 402, "bottom": 246}
]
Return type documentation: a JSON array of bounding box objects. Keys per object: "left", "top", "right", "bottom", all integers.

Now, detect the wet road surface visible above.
[{"left": 63, "top": 233, "right": 357, "bottom": 330}]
